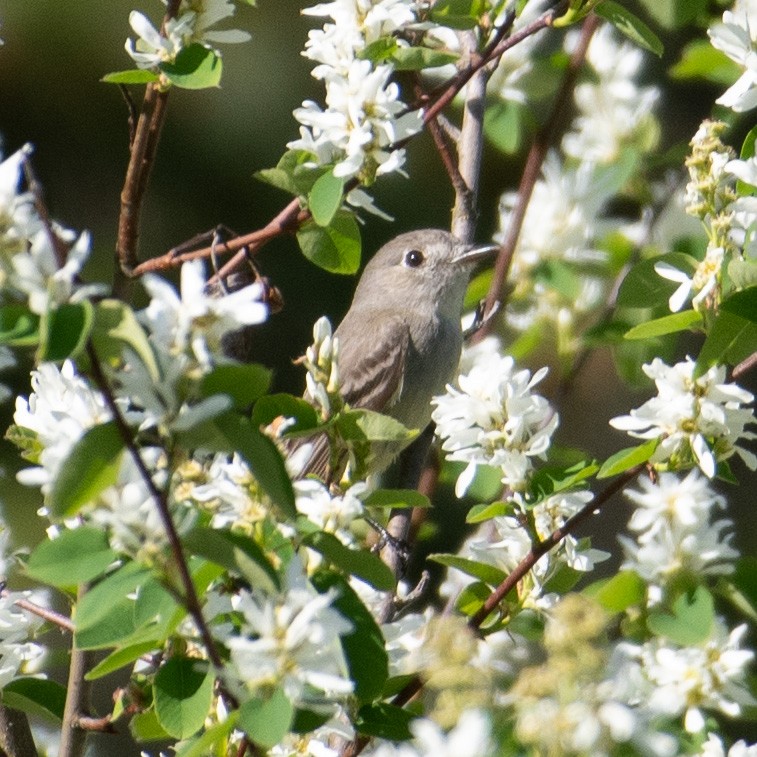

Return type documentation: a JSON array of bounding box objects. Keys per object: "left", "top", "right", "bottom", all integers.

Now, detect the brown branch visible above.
[
  {"left": 112, "top": 1, "right": 183, "bottom": 297},
  {"left": 425, "top": 108, "right": 468, "bottom": 200},
  {"left": 0, "top": 706, "right": 38, "bottom": 757},
  {"left": 4, "top": 592, "right": 76, "bottom": 634},
  {"left": 59, "top": 587, "right": 91, "bottom": 757},
  {"left": 133, "top": 4, "right": 562, "bottom": 281},
  {"left": 476, "top": 12, "right": 600, "bottom": 337},
  {"left": 732, "top": 351, "right": 757, "bottom": 381}
]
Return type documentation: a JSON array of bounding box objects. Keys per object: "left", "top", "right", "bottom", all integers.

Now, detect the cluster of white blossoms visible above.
[
  {"left": 623, "top": 620, "right": 755, "bottom": 734},
  {"left": 562, "top": 24, "right": 659, "bottom": 163},
  {"left": 220, "top": 557, "right": 354, "bottom": 710},
  {"left": 125, "top": 0, "right": 250, "bottom": 70},
  {"left": 620, "top": 471, "right": 738, "bottom": 603},
  {"left": 709, "top": 0, "right": 757, "bottom": 112},
  {"left": 610, "top": 357, "right": 756, "bottom": 478},
  {"left": 294, "top": 478, "right": 365, "bottom": 541},
  {"left": 289, "top": 0, "right": 423, "bottom": 185},
  {"left": 0, "top": 147, "right": 102, "bottom": 315},
  {"left": 432, "top": 349, "right": 558, "bottom": 497},
  {"left": 141, "top": 258, "right": 267, "bottom": 370},
  {"left": 301, "top": 315, "right": 341, "bottom": 421},
  {"left": 0, "top": 592, "right": 45, "bottom": 689},
  {"left": 496, "top": 25, "right": 660, "bottom": 343}
]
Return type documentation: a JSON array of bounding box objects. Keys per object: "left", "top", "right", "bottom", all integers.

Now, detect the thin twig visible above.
[
  {"left": 5, "top": 592, "right": 76, "bottom": 634},
  {"left": 84, "top": 342, "right": 227, "bottom": 676},
  {"left": 112, "top": 0, "right": 182, "bottom": 296},
  {"left": 0, "top": 706, "right": 38, "bottom": 757},
  {"left": 476, "top": 12, "right": 600, "bottom": 335},
  {"left": 732, "top": 350, "right": 757, "bottom": 380}
]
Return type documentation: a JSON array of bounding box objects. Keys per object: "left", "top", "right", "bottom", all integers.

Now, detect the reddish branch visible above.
[{"left": 477, "top": 13, "right": 600, "bottom": 333}]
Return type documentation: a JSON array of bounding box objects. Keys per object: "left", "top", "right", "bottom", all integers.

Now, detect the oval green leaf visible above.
[{"left": 154, "top": 657, "right": 214, "bottom": 740}]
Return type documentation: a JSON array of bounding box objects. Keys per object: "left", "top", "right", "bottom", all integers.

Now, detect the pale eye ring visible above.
[{"left": 404, "top": 249, "right": 424, "bottom": 268}]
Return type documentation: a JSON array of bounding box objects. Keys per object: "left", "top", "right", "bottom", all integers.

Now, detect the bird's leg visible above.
[{"left": 464, "top": 298, "right": 500, "bottom": 340}]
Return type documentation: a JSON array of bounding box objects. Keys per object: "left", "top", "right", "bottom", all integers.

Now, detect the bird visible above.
[{"left": 296, "top": 228, "right": 497, "bottom": 482}]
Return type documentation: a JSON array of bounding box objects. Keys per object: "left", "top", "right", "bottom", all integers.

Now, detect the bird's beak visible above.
[{"left": 454, "top": 242, "right": 499, "bottom": 266}]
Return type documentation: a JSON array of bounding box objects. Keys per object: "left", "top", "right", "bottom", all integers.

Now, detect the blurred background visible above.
[{"left": 0, "top": 0, "right": 754, "bottom": 752}]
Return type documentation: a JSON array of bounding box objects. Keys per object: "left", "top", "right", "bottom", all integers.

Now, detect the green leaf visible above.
[
  {"left": 529, "top": 461, "right": 600, "bottom": 500},
  {"left": 363, "top": 489, "right": 430, "bottom": 509},
  {"left": 48, "top": 421, "right": 126, "bottom": 518},
  {"left": 182, "top": 526, "right": 279, "bottom": 593},
  {"left": 175, "top": 713, "right": 239, "bottom": 757},
  {"left": 254, "top": 150, "right": 327, "bottom": 197},
  {"left": 696, "top": 310, "right": 757, "bottom": 376},
  {"left": 312, "top": 570, "right": 389, "bottom": 703},
  {"left": 355, "top": 702, "right": 415, "bottom": 740},
  {"left": 720, "top": 556, "right": 757, "bottom": 623},
  {"left": 297, "top": 211, "right": 361, "bottom": 274},
  {"left": 390, "top": 46, "right": 458, "bottom": 70},
  {"left": 466, "top": 501, "right": 513, "bottom": 524},
  {"left": 38, "top": 301, "right": 95, "bottom": 362},
  {"left": 2, "top": 678, "right": 67, "bottom": 722},
  {"left": 239, "top": 687, "right": 293, "bottom": 748},
  {"left": 594, "top": 1, "right": 664, "bottom": 57},
  {"left": 154, "top": 657, "right": 214, "bottom": 740},
  {"left": 85, "top": 640, "right": 159, "bottom": 681},
  {"left": 430, "top": 0, "right": 487, "bottom": 29},
  {"left": 309, "top": 171, "right": 345, "bottom": 227},
  {"left": 671, "top": 40, "right": 742, "bottom": 84},
  {"left": 617, "top": 254, "right": 697, "bottom": 309},
  {"left": 91, "top": 299, "right": 159, "bottom": 379},
  {"left": 26, "top": 527, "right": 117, "bottom": 587},
  {"left": 483, "top": 100, "right": 526, "bottom": 155},
  {"left": 638, "top": 0, "right": 708, "bottom": 29},
  {"left": 305, "top": 532, "right": 394, "bottom": 591},
  {"left": 160, "top": 43, "right": 222, "bottom": 89},
  {"left": 358, "top": 37, "right": 399, "bottom": 64},
  {"left": 73, "top": 563, "right": 177, "bottom": 650},
  {"left": 337, "top": 409, "right": 417, "bottom": 442},
  {"left": 584, "top": 570, "right": 646, "bottom": 612},
  {"left": 721, "top": 285, "right": 757, "bottom": 322},
  {"left": 214, "top": 412, "right": 297, "bottom": 519},
  {"left": 728, "top": 258, "right": 757, "bottom": 290},
  {"left": 597, "top": 438, "right": 659, "bottom": 479},
  {"left": 0, "top": 304, "right": 40, "bottom": 347},
  {"left": 102, "top": 69, "right": 160, "bottom": 85},
  {"left": 199, "top": 363, "right": 272, "bottom": 410},
  {"left": 647, "top": 586, "right": 715, "bottom": 645},
  {"left": 623, "top": 309, "right": 703, "bottom": 340},
  {"left": 130, "top": 708, "right": 171, "bottom": 742},
  {"left": 534, "top": 260, "right": 583, "bottom": 300},
  {"left": 251, "top": 393, "right": 320, "bottom": 435},
  {"left": 455, "top": 580, "right": 491, "bottom": 618},
  {"left": 429, "top": 553, "right": 508, "bottom": 587}
]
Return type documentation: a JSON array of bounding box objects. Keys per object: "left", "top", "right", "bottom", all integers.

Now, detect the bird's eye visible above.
[{"left": 403, "top": 249, "right": 424, "bottom": 268}]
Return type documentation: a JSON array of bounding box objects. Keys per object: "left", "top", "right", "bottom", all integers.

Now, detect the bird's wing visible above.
[
  {"left": 336, "top": 312, "right": 409, "bottom": 412},
  {"left": 291, "top": 314, "right": 409, "bottom": 482}
]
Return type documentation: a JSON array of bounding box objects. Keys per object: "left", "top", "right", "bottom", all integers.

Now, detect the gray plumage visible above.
[{"left": 299, "top": 228, "right": 496, "bottom": 480}]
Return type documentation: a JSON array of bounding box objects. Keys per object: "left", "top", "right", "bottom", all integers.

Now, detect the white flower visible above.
[
  {"left": 125, "top": 10, "right": 197, "bottom": 68},
  {"left": 432, "top": 354, "right": 558, "bottom": 496},
  {"left": 295, "top": 479, "right": 365, "bottom": 537},
  {"left": 633, "top": 621, "right": 755, "bottom": 732},
  {"left": 654, "top": 243, "right": 724, "bottom": 313},
  {"left": 14, "top": 361, "right": 112, "bottom": 493},
  {"left": 562, "top": 25, "right": 659, "bottom": 163},
  {"left": 141, "top": 259, "right": 267, "bottom": 369},
  {"left": 367, "top": 709, "right": 493, "bottom": 757},
  {"left": 609, "top": 358, "right": 756, "bottom": 478},
  {"left": 222, "top": 557, "right": 354, "bottom": 708},
  {"left": 708, "top": 8, "right": 757, "bottom": 112},
  {"left": 125, "top": 1, "right": 249, "bottom": 69},
  {"left": 0, "top": 592, "right": 45, "bottom": 689},
  {"left": 698, "top": 733, "right": 757, "bottom": 757},
  {"left": 0, "top": 146, "right": 41, "bottom": 266},
  {"left": 11, "top": 228, "right": 102, "bottom": 315},
  {"left": 620, "top": 472, "right": 738, "bottom": 596}
]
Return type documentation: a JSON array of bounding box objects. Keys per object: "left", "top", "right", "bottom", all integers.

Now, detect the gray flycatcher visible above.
[{"left": 298, "top": 228, "right": 497, "bottom": 480}]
